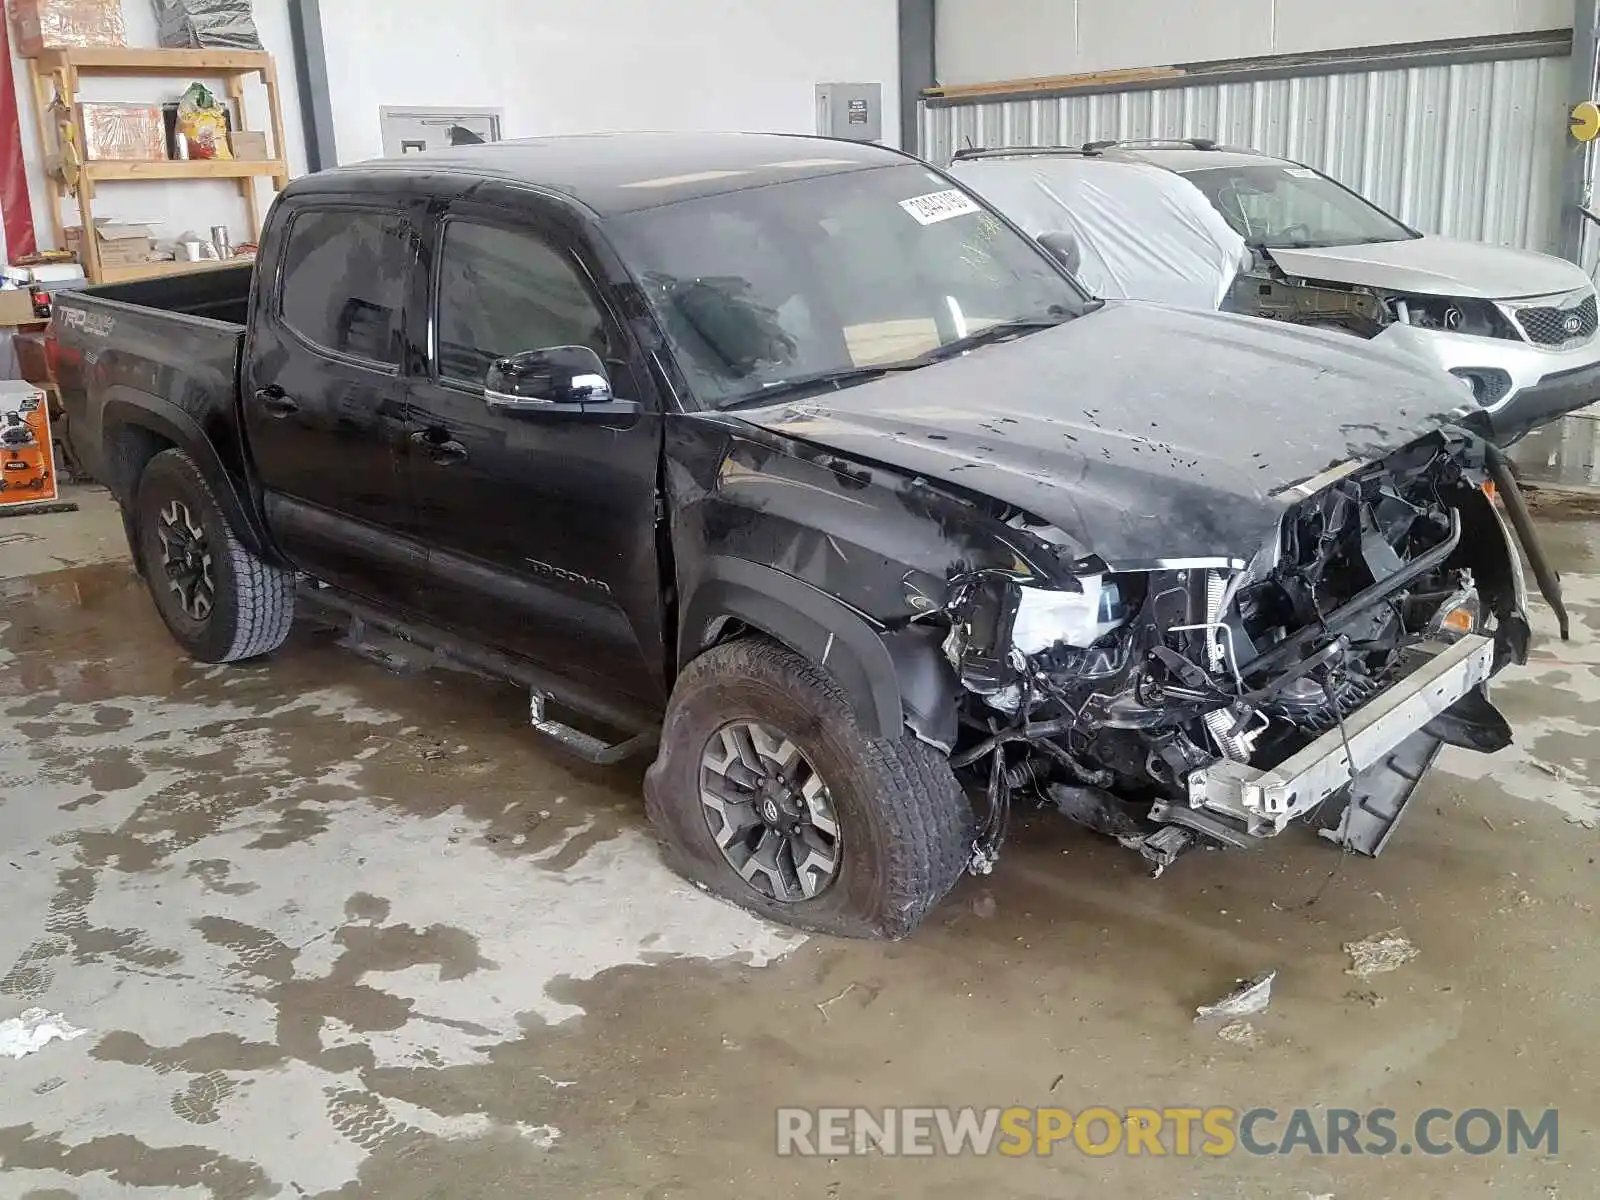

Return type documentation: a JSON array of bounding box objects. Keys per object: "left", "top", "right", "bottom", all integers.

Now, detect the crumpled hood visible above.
[
  {"left": 1267, "top": 234, "right": 1590, "bottom": 301},
  {"left": 736, "top": 303, "right": 1476, "bottom": 564}
]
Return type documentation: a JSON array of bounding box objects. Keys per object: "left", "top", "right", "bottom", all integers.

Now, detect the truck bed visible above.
[
  {"left": 51, "top": 263, "right": 254, "bottom": 492},
  {"left": 85, "top": 261, "right": 254, "bottom": 326}
]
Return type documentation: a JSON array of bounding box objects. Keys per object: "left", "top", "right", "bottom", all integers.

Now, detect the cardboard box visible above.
[
  {"left": 8, "top": 0, "right": 125, "bottom": 56},
  {"left": 78, "top": 102, "right": 167, "bottom": 161},
  {"left": 0, "top": 289, "right": 42, "bottom": 327},
  {"left": 66, "top": 222, "right": 157, "bottom": 268},
  {"left": 229, "top": 130, "right": 269, "bottom": 160},
  {"left": 21, "top": 261, "right": 86, "bottom": 286}
]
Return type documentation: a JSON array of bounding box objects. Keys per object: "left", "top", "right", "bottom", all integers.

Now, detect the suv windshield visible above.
[
  {"left": 606, "top": 163, "right": 1088, "bottom": 410},
  {"left": 1181, "top": 163, "right": 1416, "bottom": 249}
]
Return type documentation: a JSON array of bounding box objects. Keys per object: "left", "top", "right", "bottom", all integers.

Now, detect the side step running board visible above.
[
  {"left": 298, "top": 581, "right": 662, "bottom": 767},
  {"left": 529, "top": 692, "right": 658, "bottom": 766}
]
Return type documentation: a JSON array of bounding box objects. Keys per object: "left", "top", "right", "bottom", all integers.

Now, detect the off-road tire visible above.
[
  {"left": 644, "top": 636, "right": 973, "bottom": 939},
  {"left": 134, "top": 448, "right": 295, "bottom": 663}
]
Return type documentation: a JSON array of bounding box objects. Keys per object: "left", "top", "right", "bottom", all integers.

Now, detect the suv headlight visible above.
[{"left": 1383, "top": 293, "right": 1520, "bottom": 341}]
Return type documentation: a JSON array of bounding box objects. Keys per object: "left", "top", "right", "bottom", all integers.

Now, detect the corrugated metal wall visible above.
[{"left": 921, "top": 54, "right": 1570, "bottom": 255}]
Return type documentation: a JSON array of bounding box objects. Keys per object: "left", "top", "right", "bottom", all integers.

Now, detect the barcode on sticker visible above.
[
  {"left": 1285, "top": 167, "right": 1318, "bottom": 178},
  {"left": 899, "top": 189, "right": 982, "bottom": 225}
]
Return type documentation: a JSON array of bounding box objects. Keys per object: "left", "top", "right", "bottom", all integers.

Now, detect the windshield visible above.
[
  {"left": 1181, "top": 164, "right": 1416, "bottom": 249},
  {"left": 606, "top": 163, "right": 1088, "bottom": 409}
]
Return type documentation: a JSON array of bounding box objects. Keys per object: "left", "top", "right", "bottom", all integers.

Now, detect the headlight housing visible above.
[
  {"left": 1383, "top": 292, "right": 1520, "bottom": 342},
  {"left": 1011, "top": 575, "right": 1133, "bottom": 655}
]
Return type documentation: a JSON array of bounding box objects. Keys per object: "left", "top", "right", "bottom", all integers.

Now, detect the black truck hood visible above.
[{"left": 736, "top": 303, "right": 1474, "bottom": 564}]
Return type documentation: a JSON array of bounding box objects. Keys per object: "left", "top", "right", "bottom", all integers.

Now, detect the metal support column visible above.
[
  {"left": 898, "top": 0, "right": 935, "bottom": 154},
  {"left": 287, "top": 0, "right": 337, "bottom": 171},
  {"left": 1560, "top": 0, "right": 1600, "bottom": 264}
]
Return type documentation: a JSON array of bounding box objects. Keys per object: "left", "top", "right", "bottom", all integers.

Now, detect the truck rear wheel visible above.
[
  {"left": 134, "top": 448, "right": 295, "bottom": 663},
  {"left": 644, "top": 636, "right": 973, "bottom": 939}
]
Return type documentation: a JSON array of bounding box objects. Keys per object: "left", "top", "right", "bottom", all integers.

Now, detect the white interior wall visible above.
[
  {"left": 6, "top": 0, "right": 307, "bottom": 254},
  {"left": 318, "top": 0, "right": 901, "bottom": 164},
  {"left": 937, "top": 0, "right": 1573, "bottom": 86}
]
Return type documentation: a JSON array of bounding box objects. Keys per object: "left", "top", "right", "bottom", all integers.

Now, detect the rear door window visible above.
[{"left": 279, "top": 209, "right": 413, "bottom": 365}]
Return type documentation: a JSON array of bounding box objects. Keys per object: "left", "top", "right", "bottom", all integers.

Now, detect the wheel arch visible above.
[
  {"left": 677, "top": 557, "right": 959, "bottom": 748},
  {"left": 102, "top": 390, "right": 278, "bottom": 564}
]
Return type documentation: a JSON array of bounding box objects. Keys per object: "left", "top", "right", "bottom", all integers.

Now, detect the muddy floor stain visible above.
[{"left": 0, "top": 508, "right": 1596, "bottom": 1198}]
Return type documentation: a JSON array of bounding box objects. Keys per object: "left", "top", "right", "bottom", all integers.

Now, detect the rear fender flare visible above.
[
  {"left": 677, "top": 558, "right": 959, "bottom": 747},
  {"left": 101, "top": 390, "right": 277, "bottom": 563}
]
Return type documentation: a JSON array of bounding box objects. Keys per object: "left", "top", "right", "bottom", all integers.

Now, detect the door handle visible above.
[
  {"left": 411, "top": 429, "right": 468, "bottom": 464},
  {"left": 254, "top": 386, "right": 298, "bottom": 417}
]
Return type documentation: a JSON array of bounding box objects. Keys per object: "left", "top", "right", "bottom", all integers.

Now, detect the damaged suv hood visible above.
[
  {"left": 736, "top": 302, "right": 1474, "bottom": 564},
  {"left": 1267, "top": 234, "right": 1589, "bottom": 301}
]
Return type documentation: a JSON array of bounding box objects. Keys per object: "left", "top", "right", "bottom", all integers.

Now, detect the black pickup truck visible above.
[{"left": 52, "top": 132, "right": 1562, "bottom": 939}]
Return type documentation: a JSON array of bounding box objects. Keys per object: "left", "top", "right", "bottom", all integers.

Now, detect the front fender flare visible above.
[{"left": 679, "top": 557, "right": 958, "bottom": 745}]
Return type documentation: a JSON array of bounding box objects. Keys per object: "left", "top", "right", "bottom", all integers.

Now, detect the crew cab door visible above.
[
  {"left": 401, "top": 197, "right": 668, "bottom": 706},
  {"left": 243, "top": 198, "right": 423, "bottom": 602}
]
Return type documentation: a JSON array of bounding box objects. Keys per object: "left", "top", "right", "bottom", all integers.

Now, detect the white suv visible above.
[{"left": 950, "top": 139, "right": 1600, "bottom": 444}]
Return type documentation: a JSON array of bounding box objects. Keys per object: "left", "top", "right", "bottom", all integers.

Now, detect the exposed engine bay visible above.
[
  {"left": 1229, "top": 264, "right": 1520, "bottom": 346},
  {"left": 1229, "top": 273, "right": 1389, "bottom": 337},
  {"left": 932, "top": 430, "right": 1554, "bottom": 875},
  {"left": 1227, "top": 259, "right": 1538, "bottom": 410}
]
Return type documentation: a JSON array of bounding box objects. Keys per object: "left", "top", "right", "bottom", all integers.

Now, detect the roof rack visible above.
[
  {"left": 1081, "top": 137, "right": 1222, "bottom": 153},
  {"left": 951, "top": 137, "right": 1228, "bottom": 162},
  {"left": 950, "top": 145, "right": 1097, "bottom": 162}
]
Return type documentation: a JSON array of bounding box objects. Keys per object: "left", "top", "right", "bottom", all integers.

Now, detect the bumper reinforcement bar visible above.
[{"left": 1185, "top": 634, "right": 1495, "bottom": 837}]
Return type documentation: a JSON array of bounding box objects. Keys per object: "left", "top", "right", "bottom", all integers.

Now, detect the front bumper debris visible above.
[
  {"left": 1378, "top": 315, "right": 1600, "bottom": 446},
  {"left": 1488, "top": 356, "right": 1600, "bottom": 445},
  {"left": 1184, "top": 634, "right": 1495, "bottom": 837}
]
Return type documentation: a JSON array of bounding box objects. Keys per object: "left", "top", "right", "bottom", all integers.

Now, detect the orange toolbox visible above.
[{"left": 0, "top": 380, "right": 57, "bottom": 507}]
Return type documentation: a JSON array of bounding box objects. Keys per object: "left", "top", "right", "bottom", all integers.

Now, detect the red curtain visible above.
[{"left": 0, "top": 11, "right": 38, "bottom": 258}]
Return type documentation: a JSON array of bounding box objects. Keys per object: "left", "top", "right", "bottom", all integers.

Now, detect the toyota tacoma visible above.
[{"left": 50, "top": 132, "right": 1565, "bottom": 938}]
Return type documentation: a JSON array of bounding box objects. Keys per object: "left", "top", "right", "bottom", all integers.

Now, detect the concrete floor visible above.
[{"left": 1, "top": 485, "right": 1597, "bottom": 1199}]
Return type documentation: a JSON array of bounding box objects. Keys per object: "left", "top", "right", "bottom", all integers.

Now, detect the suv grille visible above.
[{"left": 1515, "top": 293, "right": 1597, "bottom": 346}]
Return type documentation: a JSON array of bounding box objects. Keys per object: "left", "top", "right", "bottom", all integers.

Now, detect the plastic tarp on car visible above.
[{"left": 950, "top": 157, "right": 1250, "bottom": 311}]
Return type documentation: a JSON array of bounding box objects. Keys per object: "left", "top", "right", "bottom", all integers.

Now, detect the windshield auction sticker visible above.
[{"left": 899, "top": 189, "right": 982, "bottom": 225}]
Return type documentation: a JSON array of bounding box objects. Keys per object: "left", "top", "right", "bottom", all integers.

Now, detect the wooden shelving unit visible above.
[
  {"left": 82, "top": 159, "right": 286, "bottom": 182},
  {"left": 25, "top": 46, "right": 290, "bottom": 284},
  {"left": 95, "top": 257, "right": 252, "bottom": 284}
]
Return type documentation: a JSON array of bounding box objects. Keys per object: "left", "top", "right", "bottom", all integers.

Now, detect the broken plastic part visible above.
[
  {"left": 1011, "top": 576, "right": 1127, "bottom": 655},
  {"left": 1344, "top": 929, "right": 1420, "bottom": 978},
  {"left": 0, "top": 1008, "right": 87, "bottom": 1059},
  {"left": 1195, "top": 971, "right": 1276, "bottom": 1021},
  {"left": 967, "top": 841, "right": 998, "bottom": 875},
  {"left": 1131, "top": 824, "right": 1196, "bottom": 875}
]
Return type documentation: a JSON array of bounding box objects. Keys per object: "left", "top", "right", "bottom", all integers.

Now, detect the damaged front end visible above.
[{"left": 930, "top": 430, "right": 1558, "bottom": 875}]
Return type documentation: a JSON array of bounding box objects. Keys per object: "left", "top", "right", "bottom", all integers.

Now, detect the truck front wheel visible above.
[
  {"left": 644, "top": 636, "right": 973, "bottom": 939},
  {"left": 133, "top": 448, "right": 295, "bottom": 663}
]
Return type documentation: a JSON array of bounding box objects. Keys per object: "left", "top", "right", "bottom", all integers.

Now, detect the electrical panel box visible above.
[
  {"left": 379, "top": 107, "right": 503, "bottom": 157},
  {"left": 815, "top": 82, "right": 883, "bottom": 143}
]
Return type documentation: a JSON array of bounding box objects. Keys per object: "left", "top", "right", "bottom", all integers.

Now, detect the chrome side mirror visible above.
[{"left": 485, "top": 345, "right": 613, "bottom": 412}]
